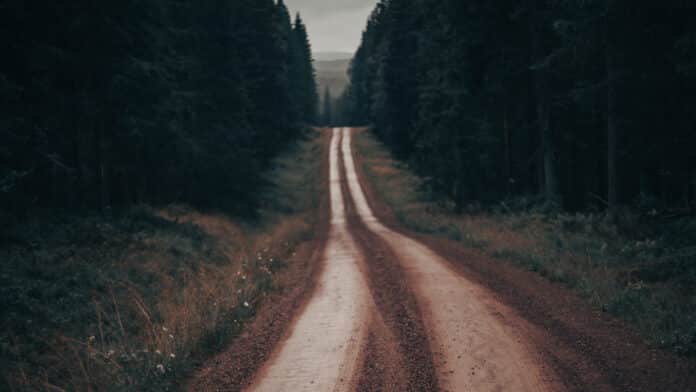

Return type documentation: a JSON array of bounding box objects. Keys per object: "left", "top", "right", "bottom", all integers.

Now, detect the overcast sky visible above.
[{"left": 284, "top": 0, "right": 378, "bottom": 54}]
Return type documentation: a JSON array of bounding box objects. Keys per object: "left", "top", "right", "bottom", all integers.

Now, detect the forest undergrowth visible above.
[
  {"left": 356, "top": 129, "right": 696, "bottom": 357},
  {"left": 0, "top": 129, "right": 327, "bottom": 391}
]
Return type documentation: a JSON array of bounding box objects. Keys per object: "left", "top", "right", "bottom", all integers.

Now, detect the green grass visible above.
[
  {"left": 0, "top": 129, "right": 328, "bottom": 391},
  {"left": 355, "top": 129, "right": 696, "bottom": 357}
]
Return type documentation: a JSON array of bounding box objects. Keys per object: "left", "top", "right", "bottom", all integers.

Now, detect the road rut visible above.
[
  {"left": 189, "top": 127, "right": 696, "bottom": 392},
  {"left": 340, "top": 127, "right": 560, "bottom": 392},
  {"left": 246, "top": 127, "right": 561, "bottom": 391},
  {"left": 248, "top": 129, "right": 371, "bottom": 391}
]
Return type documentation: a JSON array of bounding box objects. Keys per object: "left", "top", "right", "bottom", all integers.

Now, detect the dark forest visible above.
[
  {"left": 338, "top": 0, "right": 696, "bottom": 215},
  {"left": 3, "top": 1, "right": 696, "bottom": 390},
  {"left": 0, "top": 0, "right": 317, "bottom": 218}
]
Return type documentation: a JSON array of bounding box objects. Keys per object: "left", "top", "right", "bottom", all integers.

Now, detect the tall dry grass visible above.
[
  {"left": 355, "top": 129, "right": 696, "bottom": 356},
  {"left": 2, "top": 129, "right": 328, "bottom": 391}
]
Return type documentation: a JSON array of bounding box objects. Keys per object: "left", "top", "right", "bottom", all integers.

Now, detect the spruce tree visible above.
[
  {"left": 322, "top": 86, "right": 333, "bottom": 126},
  {"left": 293, "top": 13, "right": 318, "bottom": 124},
  {"left": 343, "top": 0, "right": 696, "bottom": 211},
  {"left": 0, "top": 0, "right": 316, "bottom": 216}
]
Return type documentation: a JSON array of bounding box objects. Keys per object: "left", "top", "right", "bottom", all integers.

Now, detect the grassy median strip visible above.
[
  {"left": 355, "top": 129, "right": 696, "bottom": 357},
  {"left": 0, "top": 129, "right": 327, "bottom": 391}
]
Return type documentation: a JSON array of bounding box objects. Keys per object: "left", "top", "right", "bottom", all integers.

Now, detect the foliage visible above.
[
  {"left": 0, "top": 129, "right": 327, "bottom": 391},
  {"left": 0, "top": 1, "right": 323, "bottom": 389},
  {"left": 0, "top": 0, "right": 319, "bottom": 216},
  {"left": 339, "top": 0, "right": 696, "bottom": 213}
]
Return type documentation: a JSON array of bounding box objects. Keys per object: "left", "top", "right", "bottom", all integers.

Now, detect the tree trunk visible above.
[
  {"left": 453, "top": 177, "right": 464, "bottom": 214},
  {"left": 72, "top": 124, "right": 83, "bottom": 209},
  {"left": 538, "top": 87, "right": 559, "bottom": 207},
  {"left": 51, "top": 162, "right": 59, "bottom": 207},
  {"left": 96, "top": 124, "right": 110, "bottom": 214},
  {"left": 691, "top": 170, "right": 696, "bottom": 210},
  {"left": 606, "top": 0, "right": 619, "bottom": 221},
  {"left": 639, "top": 171, "right": 650, "bottom": 197},
  {"left": 138, "top": 145, "right": 148, "bottom": 204},
  {"left": 503, "top": 104, "right": 512, "bottom": 195},
  {"left": 530, "top": 1, "right": 560, "bottom": 208}
]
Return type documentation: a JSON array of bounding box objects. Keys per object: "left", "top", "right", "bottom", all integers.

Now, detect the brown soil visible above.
[
  {"left": 343, "top": 128, "right": 558, "bottom": 391},
  {"left": 350, "top": 127, "right": 696, "bottom": 392},
  {"left": 185, "top": 130, "right": 332, "bottom": 392},
  {"left": 353, "top": 312, "right": 409, "bottom": 391},
  {"left": 339, "top": 146, "right": 439, "bottom": 391}
]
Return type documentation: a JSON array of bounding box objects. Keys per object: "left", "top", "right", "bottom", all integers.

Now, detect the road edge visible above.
[{"left": 349, "top": 127, "right": 696, "bottom": 392}]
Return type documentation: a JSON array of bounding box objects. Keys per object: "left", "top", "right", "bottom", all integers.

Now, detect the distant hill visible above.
[
  {"left": 314, "top": 51, "right": 353, "bottom": 61},
  {"left": 315, "top": 57, "right": 351, "bottom": 102}
]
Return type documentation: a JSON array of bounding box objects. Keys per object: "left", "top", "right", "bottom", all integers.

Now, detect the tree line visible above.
[
  {"left": 338, "top": 0, "right": 696, "bottom": 214},
  {"left": 0, "top": 0, "right": 317, "bottom": 217}
]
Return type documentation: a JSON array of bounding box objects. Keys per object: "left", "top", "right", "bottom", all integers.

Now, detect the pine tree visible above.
[
  {"left": 0, "top": 0, "right": 317, "bottom": 216},
  {"left": 276, "top": 0, "right": 301, "bottom": 127},
  {"left": 293, "top": 13, "right": 318, "bottom": 124},
  {"left": 342, "top": 0, "right": 696, "bottom": 212},
  {"left": 322, "top": 86, "right": 333, "bottom": 126}
]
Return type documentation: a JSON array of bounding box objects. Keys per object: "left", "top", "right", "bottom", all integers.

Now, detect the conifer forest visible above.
[
  {"left": 338, "top": 0, "right": 696, "bottom": 214},
  {"left": 2, "top": 1, "right": 696, "bottom": 391}
]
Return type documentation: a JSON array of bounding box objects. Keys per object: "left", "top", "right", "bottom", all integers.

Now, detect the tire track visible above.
[
  {"left": 340, "top": 127, "right": 563, "bottom": 392},
  {"left": 247, "top": 129, "right": 371, "bottom": 392},
  {"left": 338, "top": 139, "right": 439, "bottom": 391},
  {"left": 186, "top": 130, "right": 332, "bottom": 392}
]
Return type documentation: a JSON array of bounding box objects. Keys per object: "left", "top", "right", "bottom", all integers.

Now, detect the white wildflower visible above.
[
  {"left": 156, "top": 364, "right": 165, "bottom": 374},
  {"left": 155, "top": 349, "right": 162, "bottom": 355},
  {"left": 170, "top": 353, "right": 176, "bottom": 359},
  {"left": 243, "top": 301, "right": 250, "bottom": 308},
  {"left": 162, "top": 326, "right": 168, "bottom": 332},
  {"left": 169, "top": 334, "right": 174, "bottom": 339}
]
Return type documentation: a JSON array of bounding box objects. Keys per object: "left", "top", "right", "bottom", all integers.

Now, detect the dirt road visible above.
[
  {"left": 247, "top": 129, "right": 372, "bottom": 391},
  {"left": 343, "top": 128, "right": 563, "bottom": 391},
  {"left": 190, "top": 127, "right": 696, "bottom": 391},
  {"left": 243, "top": 128, "right": 559, "bottom": 391}
]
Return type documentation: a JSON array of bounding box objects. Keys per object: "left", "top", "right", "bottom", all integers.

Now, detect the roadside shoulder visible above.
[{"left": 350, "top": 127, "right": 696, "bottom": 392}]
